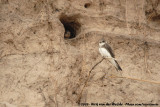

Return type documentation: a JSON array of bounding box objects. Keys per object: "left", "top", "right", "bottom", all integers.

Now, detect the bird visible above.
[
  {"left": 64, "top": 30, "right": 71, "bottom": 38},
  {"left": 99, "top": 39, "right": 122, "bottom": 71}
]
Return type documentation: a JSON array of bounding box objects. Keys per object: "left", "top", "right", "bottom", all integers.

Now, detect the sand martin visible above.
[
  {"left": 64, "top": 30, "right": 71, "bottom": 38},
  {"left": 99, "top": 39, "right": 122, "bottom": 71}
]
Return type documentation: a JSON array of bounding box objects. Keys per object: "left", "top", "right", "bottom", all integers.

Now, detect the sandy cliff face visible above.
[{"left": 0, "top": 0, "right": 160, "bottom": 107}]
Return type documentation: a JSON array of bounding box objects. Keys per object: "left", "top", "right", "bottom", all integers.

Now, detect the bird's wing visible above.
[
  {"left": 109, "top": 58, "right": 122, "bottom": 71},
  {"left": 102, "top": 43, "right": 115, "bottom": 58}
]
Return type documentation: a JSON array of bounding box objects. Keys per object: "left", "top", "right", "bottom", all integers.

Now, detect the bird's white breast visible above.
[{"left": 99, "top": 47, "right": 111, "bottom": 57}]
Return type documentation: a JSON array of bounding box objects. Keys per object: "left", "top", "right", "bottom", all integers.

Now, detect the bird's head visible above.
[
  {"left": 64, "top": 30, "right": 71, "bottom": 38},
  {"left": 99, "top": 39, "right": 106, "bottom": 46}
]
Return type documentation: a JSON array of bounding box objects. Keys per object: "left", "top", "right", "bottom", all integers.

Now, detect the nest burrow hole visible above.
[
  {"left": 60, "top": 14, "right": 81, "bottom": 39},
  {"left": 84, "top": 3, "right": 91, "bottom": 8}
]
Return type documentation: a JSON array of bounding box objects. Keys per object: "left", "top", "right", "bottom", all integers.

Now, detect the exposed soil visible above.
[{"left": 0, "top": 0, "right": 160, "bottom": 107}]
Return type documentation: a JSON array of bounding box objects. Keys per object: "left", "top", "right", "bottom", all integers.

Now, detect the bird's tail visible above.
[{"left": 110, "top": 59, "right": 122, "bottom": 71}]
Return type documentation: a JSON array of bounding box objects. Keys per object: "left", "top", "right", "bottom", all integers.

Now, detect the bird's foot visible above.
[{"left": 105, "top": 57, "right": 117, "bottom": 60}]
